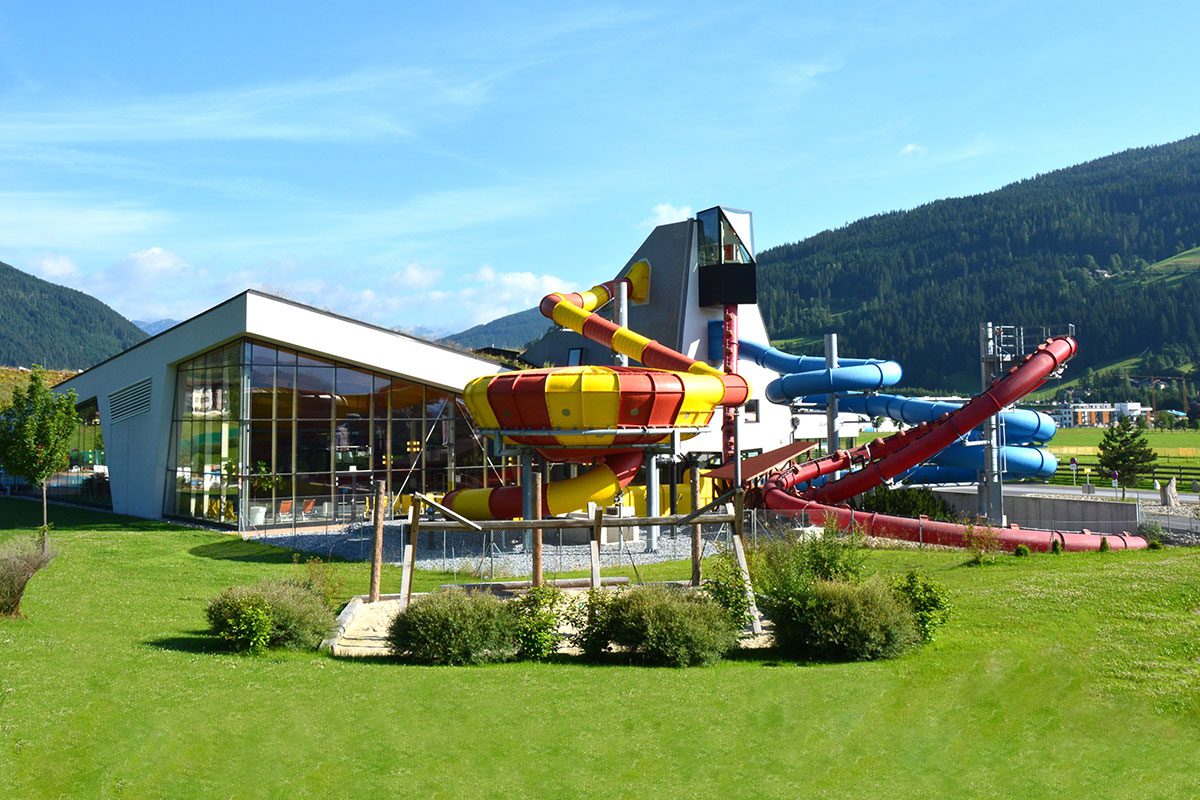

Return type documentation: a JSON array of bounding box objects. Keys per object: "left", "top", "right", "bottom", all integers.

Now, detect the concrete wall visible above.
[{"left": 933, "top": 488, "right": 1141, "bottom": 533}]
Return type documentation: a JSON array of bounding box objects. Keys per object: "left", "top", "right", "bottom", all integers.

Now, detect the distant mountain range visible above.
[
  {"left": 0, "top": 261, "right": 147, "bottom": 370},
  {"left": 132, "top": 318, "right": 181, "bottom": 336},
  {"left": 450, "top": 134, "right": 1200, "bottom": 391}
]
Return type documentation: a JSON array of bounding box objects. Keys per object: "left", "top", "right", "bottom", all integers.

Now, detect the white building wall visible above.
[
  {"left": 57, "top": 292, "right": 505, "bottom": 522},
  {"left": 59, "top": 295, "right": 249, "bottom": 519}
]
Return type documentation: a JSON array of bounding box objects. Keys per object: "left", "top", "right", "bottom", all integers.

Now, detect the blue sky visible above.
[{"left": 2, "top": 1, "right": 1199, "bottom": 334}]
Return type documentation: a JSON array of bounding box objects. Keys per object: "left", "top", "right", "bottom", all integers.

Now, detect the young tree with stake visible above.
[{"left": 0, "top": 367, "right": 78, "bottom": 550}]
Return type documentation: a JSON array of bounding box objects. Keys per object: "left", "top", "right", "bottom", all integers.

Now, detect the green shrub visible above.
[
  {"left": 1051, "top": 538, "right": 1064, "bottom": 555},
  {"left": 389, "top": 589, "right": 518, "bottom": 665},
  {"left": 750, "top": 519, "right": 866, "bottom": 605},
  {"left": 605, "top": 586, "right": 739, "bottom": 667},
  {"left": 1099, "top": 536, "right": 1111, "bottom": 553},
  {"left": 1013, "top": 544, "right": 1031, "bottom": 558},
  {"left": 566, "top": 589, "right": 615, "bottom": 658},
  {"left": 1137, "top": 521, "right": 1165, "bottom": 548},
  {"left": 962, "top": 521, "right": 1000, "bottom": 565},
  {"left": 702, "top": 550, "right": 753, "bottom": 628},
  {"left": 0, "top": 535, "right": 55, "bottom": 617},
  {"left": 891, "top": 570, "right": 950, "bottom": 642},
  {"left": 853, "top": 486, "right": 960, "bottom": 522},
  {"left": 770, "top": 578, "right": 917, "bottom": 661},
  {"left": 293, "top": 555, "right": 345, "bottom": 610},
  {"left": 510, "top": 585, "right": 566, "bottom": 660},
  {"left": 256, "top": 580, "right": 334, "bottom": 648},
  {"left": 206, "top": 588, "right": 273, "bottom": 654},
  {"left": 206, "top": 580, "right": 332, "bottom": 653}
]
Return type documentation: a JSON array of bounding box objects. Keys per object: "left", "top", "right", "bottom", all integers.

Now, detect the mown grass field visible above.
[{"left": 2, "top": 498, "right": 1199, "bottom": 798}]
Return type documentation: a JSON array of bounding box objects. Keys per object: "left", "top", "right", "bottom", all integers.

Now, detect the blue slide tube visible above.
[{"left": 808, "top": 393, "right": 1056, "bottom": 443}]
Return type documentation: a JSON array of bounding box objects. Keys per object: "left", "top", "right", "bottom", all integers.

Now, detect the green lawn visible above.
[{"left": 2, "top": 499, "right": 1199, "bottom": 798}]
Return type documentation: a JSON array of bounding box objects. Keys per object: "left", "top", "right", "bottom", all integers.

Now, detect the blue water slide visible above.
[
  {"left": 900, "top": 465, "right": 978, "bottom": 484},
  {"left": 807, "top": 393, "right": 1056, "bottom": 443},
  {"left": 711, "top": 323, "right": 903, "bottom": 403},
  {"left": 929, "top": 441, "right": 1058, "bottom": 478}
]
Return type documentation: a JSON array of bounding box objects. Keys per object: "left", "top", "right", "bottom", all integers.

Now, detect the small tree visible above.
[
  {"left": 1097, "top": 416, "right": 1157, "bottom": 500},
  {"left": 0, "top": 366, "right": 78, "bottom": 548}
]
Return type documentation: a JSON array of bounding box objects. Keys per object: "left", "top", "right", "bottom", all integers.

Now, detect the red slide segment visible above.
[
  {"left": 760, "top": 337, "right": 1148, "bottom": 551},
  {"left": 769, "top": 500, "right": 1145, "bottom": 553}
]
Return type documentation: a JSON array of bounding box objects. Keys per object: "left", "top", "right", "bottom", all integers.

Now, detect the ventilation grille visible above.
[{"left": 109, "top": 378, "right": 152, "bottom": 424}]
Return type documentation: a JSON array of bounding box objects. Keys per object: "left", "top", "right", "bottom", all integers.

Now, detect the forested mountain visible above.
[
  {"left": 443, "top": 306, "right": 551, "bottom": 350},
  {"left": 758, "top": 134, "right": 1200, "bottom": 389},
  {"left": 0, "top": 261, "right": 147, "bottom": 369}
]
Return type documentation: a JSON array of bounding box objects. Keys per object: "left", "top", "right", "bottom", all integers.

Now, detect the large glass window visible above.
[{"left": 164, "top": 338, "right": 485, "bottom": 529}]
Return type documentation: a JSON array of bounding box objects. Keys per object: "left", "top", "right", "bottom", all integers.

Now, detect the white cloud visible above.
[
  {"left": 640, "top": 203, "right": 692, "bottom": 229},
  {"left": 125, "top": 246, "right": 191, "bottom": 278},
  {"left": 0, "top": 192, "right": 168, "bottom": 249},
  {"left": 765, "top": 59, "right": 843, "bottom": 93},
  {"left": 900, "top": 142, "right": 927, "bottom": 156},
  {"left": 33, "top": 254, "right": 79, "bottom": 280},
  {"left": 0, "top": 66, "right": 490, "bottom": 145}
]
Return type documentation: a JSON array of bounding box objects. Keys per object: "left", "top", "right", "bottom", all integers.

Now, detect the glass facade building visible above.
[{"left": 165, "top": 338, "right": 488, "bottom": 528}]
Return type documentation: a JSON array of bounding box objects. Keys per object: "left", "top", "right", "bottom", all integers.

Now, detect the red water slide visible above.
[{"left": 760, "top": 337, "right": 1147, "bottom": 551}]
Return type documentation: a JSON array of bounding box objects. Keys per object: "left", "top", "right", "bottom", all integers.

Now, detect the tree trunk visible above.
[{"left": 40, "top": 482, "right": 48, "bottom": 554}]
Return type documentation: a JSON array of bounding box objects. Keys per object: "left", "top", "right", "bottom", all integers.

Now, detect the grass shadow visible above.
[
  {"left": 189, "top": 540, "right": 299, "bottom": 563},
  {"left": 144, "top": 630, "right": 227, "bottom": 655}
]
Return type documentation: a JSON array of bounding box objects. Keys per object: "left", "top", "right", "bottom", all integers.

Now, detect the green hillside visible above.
[
  {"left": 757, "top": 134, "right": 1200, "bottom": 388},
  {"left": 442, "top": 306, "right": 551, "bottom": 351},
  {"left": 0, "top": 261, "right": 147, "bottom": 370}
]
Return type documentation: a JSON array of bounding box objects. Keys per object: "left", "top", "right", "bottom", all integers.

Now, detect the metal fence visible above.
[{"left": 246, "top": 514, "right": 744, "bottom": 583}]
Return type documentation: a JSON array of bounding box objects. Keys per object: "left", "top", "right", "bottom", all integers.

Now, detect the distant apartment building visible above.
[{"left": 1051, "top": 402, "right": 1146, "bottom": 428}]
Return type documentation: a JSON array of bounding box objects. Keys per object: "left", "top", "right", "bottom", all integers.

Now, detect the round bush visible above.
[
  {"left": 206, "top": 580, "right": 333, "bottom": 653},
  {"left": 206, "top": 587, "right": 274, "bottom": 653},
  {"left": 1013, "top": 544, "right": 1031, "bottom": 558},
  {"left": 769, "top": 578, "right": 917, "bottom": 662},
  {"left": 256, "top": 580, "right": 335, "bottom": 648},
  {"left": 389, "top": 590, "right": 518, "bottom": 665},
  {"left": 606, "top": 586, "right": 739, "bottom": 667}
]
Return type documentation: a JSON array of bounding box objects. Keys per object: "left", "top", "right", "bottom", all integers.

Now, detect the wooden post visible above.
[
  {"left": 399, "top": 499, "right": 421, "bottom": 609},
  {"left": 368, "top": 480, "right": 386, "bottom": 602},
  {"left": 531, "top": 472, "right": 544, "bottom": 587},
  {"left": 690, "top": 465, "right": 702, "bottom": 587},
  {"left": 590, "top": 506, "right": 603, "bottom": 590},
  {"left": 730, "top": 489, "right": 762, "bottom": 634}
]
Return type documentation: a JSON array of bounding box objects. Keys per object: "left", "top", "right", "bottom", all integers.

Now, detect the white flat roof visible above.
[{"left": 59, "top": 290, "right": 505, "bottom": 400}]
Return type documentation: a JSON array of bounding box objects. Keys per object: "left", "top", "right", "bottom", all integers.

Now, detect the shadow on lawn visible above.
[
  {"left": 189, "top": 540, "right": 297, "bottom": 563},
  {"left": 145, "top": 630, "right": 226, "bottom": 655}
]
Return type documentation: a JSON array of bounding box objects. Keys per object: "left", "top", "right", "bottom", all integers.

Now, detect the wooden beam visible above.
[
  {"left": 399, "top": 501, "right": 420, "bottom": 610},
  {"left": 590, "top": 506, "right": 602, "bottom": 590},
  {"left": 368, "top": 480, "right": 385, "bottom": 603},
  {"left": 731, "top": 489, "right": 762, "bottom": 635},
  {"left": 531, "top": 472, "right": 543, "bottom": 587},
  {"left": 690, "top": 465, "right": 702, "bottom": 587}
]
